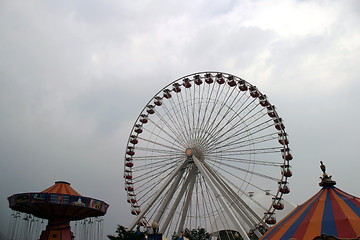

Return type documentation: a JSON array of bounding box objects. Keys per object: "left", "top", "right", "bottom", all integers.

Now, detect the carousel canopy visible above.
[
  {"left": 41, "top": 181, "right": 81, "bottom": 195},
  {"left": 260, "top": 162, "right": 360, "bottom": 240},
  {"left": 8, "top": 181, "right": 109, "bottom": 221}
]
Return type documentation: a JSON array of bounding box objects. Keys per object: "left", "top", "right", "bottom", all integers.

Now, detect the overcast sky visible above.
[{"left": 1, "top": 0, "right": 360, "bottom": 237}]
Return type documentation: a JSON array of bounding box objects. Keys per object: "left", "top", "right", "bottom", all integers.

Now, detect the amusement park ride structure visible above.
[
  {"left": 123, "top": 72, "right": 293, "bottom": 239},
  {"left": 8, "top": 181, "right": 109, "bottom": 240}
]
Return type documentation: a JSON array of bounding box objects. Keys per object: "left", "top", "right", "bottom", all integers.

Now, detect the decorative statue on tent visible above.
[
  {"left": 320, "top": 161, "right": 326, "bottom": 174},
  {"left": 319, "top": 161, "right": 336, "bottom": 187}
]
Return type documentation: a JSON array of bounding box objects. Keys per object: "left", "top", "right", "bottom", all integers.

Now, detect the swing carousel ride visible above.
[{"left": 7, "top": 181, "right": 109, "bottom": 240}]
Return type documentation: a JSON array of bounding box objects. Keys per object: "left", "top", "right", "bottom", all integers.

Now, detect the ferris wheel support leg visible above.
[
  {"left": 176, "top": 170, "right": 196, "bottom": 236},
  {"left": 160, "top": 165, "right": 198, "bottom": 234},
  {"left": 154, "top": 166, "right": 186, "bottom": 224},
  {"left": 192, "top": 156, "right": 250, "bottom": 240},
  {"left": 201, "top": 161, "right": 255, "bottom": 234},
  {"left": 128, "top": 159, "right": 189, "bottom": 230},
  {"left": 206, "top": 165, "right": 263, "bottom": 238}
]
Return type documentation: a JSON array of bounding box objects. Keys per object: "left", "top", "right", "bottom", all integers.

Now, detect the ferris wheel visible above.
[{"left": 123, "top": 72, "right": 293, "bottom": 239}]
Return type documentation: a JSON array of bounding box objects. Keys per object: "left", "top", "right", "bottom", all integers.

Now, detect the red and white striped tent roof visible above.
[{"left": 260, "top": 163, "right": 360, "bottom": 240}]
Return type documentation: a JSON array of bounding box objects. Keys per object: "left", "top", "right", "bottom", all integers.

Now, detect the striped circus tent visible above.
[
  {"left": 178, "top": 237, "right": 189, "bottom": 240},
  {"left": 260, "top": 162, "right": 360, "bottom": 240}
]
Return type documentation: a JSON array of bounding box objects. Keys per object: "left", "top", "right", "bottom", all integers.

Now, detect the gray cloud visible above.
[{"left": 1, "top": 0, "right": 360, "bottom": 237}]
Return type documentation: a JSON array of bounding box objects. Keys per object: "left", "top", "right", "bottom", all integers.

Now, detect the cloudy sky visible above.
[{"left": 1, "top": 0, "right": 360, "bottom": 237}]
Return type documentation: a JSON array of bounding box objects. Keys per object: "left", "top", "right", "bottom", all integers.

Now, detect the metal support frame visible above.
[
  {"left": 160, "top": 165, "right": 197, "bottom": 233},
  {"left": 128, "top": 159, "right": 188, "bottom": 230},
  {"left": 154, "top": 166, "right": 186, "bottom": 223},
  {"left": 176, "top": 168, "right": 196, "bottom": 236},
  {"left": 205, "top": 165, "right": 263, "bottom": 238},
  {"left": 192, "top": 156, "right": 250, "bottom": 240}
]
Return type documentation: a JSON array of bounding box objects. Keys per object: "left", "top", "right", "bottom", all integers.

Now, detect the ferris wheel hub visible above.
[{"left": 185, "top": 148, "right": 193, "bottom": 156}]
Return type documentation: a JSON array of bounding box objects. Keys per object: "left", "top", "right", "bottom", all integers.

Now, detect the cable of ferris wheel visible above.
[
  {"left": 199, "top": 88, "right": 251, "bottom": 145},
  {"left": 207, "top": 158, "right": 280, "bottom": 182},
  {"left": 134, "top": 160, "right": 176, "bottom": 186},
  {"left": 192, "top": 155, "right": 250, "bottom": 240},
  {"left": 206, "top": 110, "right": 271, "bottom": 151},
  {"left": 137, "top": 135, "right": 183, "bottom": 152},
  {"left": 168, "top": 90, "right": 194, "bottom": 144},
  {"left": 194, "top": 79, "right": 217, "bottom": 141},
  {"left": 135, "top": 164, "right": 179, "bottom": 203},
  {"left": 198, "top": 157, "right": 257, "bottom": 231},
  {"left": 145, "top": 111, "right": 189, "bottom": 149},
  {"left": 194, "top": 82, "right": 226, "bottom": 143},
  {"left": 206, "top": 164, "right": 264, "bottom": 238},
  {"left": 197, "top": 84, "right": 233, "bottom": 145},
  {"left": 201, "top": 175, "right": 230, "bottom": 235},
  {"left": 211, "top": 133, "right": 278, "bottom": 153}
]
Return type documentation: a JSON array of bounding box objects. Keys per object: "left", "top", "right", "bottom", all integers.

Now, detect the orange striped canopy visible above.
[
  {"left": 8, "top": 181, "right": 109, "bottom": 220},
  {"left": 41, "top": 181, "right": 81, "bottom": 196},
  {"left": 260, "top": 185, "right": 360, "bottom": 239}
]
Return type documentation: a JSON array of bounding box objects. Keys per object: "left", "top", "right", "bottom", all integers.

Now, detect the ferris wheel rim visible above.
[{"left": 123, "top": 71, "right": 293, "bottom": 236}]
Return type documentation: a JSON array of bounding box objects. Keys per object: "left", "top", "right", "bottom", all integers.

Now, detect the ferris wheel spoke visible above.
[
  {"left": 207, "top": 118, "right": 274, "bottom": 152},
  {"left": 196, "top": 83, "right": 227, "bottom": 142},
  {"left": 202, "top": 85, "right": 237, "bottom": 136},
  {"left": 205, "top": 165, "right": 264, "bottom": 236},
  {"left": 216, "top": 164, "right": 276, "bottom": 196},
  {"left": 170, "top": 92, "right": 193, "bottom": 144},
  {"left": 134, "top": 160, "right": 181, "bottom": 192},
  {"left": 135, "top": 171, "right": 176, "bottom": 202},
  {"left": 133, "top": 162, "right": 178, "bottom": 185},
  {"left": 198, "top": 176, "right": 209, "bottom": 230},
  {"left": 194, "top": 80, "right": 217, "bottom": 140},
  {"left": 220, "top": 172, "right": 269, "bottom": 212},
  {"left": 196, "top": 82, "right": 224, "bottom": 143},
  {"left": 147, "top": 113, "right": 189, "bottom": 148},
  {"left": 179, "top": 86, "right": 196, "bottom": 144},
  {"left": 156, "top": 96, "right": 192, "bottom": 146},
  {"left": 207, "top": 147, "right": 280, "bottom": 157},
  {"left": 202, "top": 177, "right": 222, "bottom": 234},
  {"left": 214, "top": 156, "right": 281, "bottom": 166},
  {"left": 197, "top": 85, "right": 235, "bottom": 144},
  {"left": 128, "top": 158, "right": 189, "bottom": 230},
  {"left": 193, "top": 82, "right": 206, "bottom": 141},
  {"left": 200, "top": 89, "right": 249, "bottom": 145},
  {"left": 207, "top": 109, "right": 269, "bottom": 150},
  {"left": 141, "top": 122, "right": 187, "bottom": 150},
  {"left": 132, "top": 154, "right": 183, "bottom": 161},
  {"left": 137, "top": 136, "right": 183, "bottom": 152},
  {"left": 211, "top": 132, "right": 278, "bottom": 152},
  {"left": 201, "top": 93, "right": 257, "bottom": 145},
  {"left": 132, "top": 159, "right": 179, "bottom": 170},
  {"left": 206, "top": 158, "right": 280, "bottom": 182},
  {"left": 134, "top": 146, "right": 181, "bottom": 155}
]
